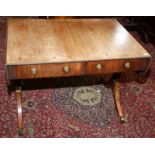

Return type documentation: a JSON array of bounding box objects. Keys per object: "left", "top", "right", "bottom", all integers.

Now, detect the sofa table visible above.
[{"left": 6, "top": 19, "right": 151, "bottom": 135}]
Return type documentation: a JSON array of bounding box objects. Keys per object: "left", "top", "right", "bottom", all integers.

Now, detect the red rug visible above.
[{"left": 0, "top": 22, "right": 155, "bottom": 138}]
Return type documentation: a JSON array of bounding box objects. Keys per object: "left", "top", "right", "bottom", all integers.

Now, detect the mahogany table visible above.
[{"left": 6, "top": 19, "right": 151, "bottom": 135}]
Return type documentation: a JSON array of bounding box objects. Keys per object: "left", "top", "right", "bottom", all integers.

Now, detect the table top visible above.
[{"left": 6, "top": 19, "right": 151, "bottom": 65}]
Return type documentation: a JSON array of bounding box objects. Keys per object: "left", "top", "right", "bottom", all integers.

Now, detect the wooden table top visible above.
[{"left": 6, "top": 19, "right": 151, "bottom": 65}]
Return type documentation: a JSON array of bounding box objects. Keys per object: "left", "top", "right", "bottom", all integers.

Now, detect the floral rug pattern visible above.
[{"left": 52, "top": 84, "right": 115, "bottom": 128}]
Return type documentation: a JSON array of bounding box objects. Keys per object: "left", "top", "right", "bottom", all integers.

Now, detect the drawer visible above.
[
  {"left": 86, "top": 58, "right": 149, "bottom": 75},
  {"left": 7, "top": 62, "right": 84, "bottom": 79},
  {"left": 7, "top": 58, "right": 150, "bottom": 80}
]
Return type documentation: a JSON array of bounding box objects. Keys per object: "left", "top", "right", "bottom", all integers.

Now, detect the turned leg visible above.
[
  {"left": 113, "top": 81, "right": 125, "bottom": 123},
  {"left": 16, "top": 87, "right": 23, "bottom": 135}
]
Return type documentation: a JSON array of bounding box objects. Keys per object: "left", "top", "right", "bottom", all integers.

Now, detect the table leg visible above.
[
  {"left": 16, "top": 87, "right": 23, "bottom": 135},
  {"left": 113, "top": 81, "right": 125, "bottom": 123}
]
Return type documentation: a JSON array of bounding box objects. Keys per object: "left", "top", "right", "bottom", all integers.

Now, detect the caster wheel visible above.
[
  {"left": 120, "top": 116, "right": 126, "bottom": 123},
  {"left": 17, "top": 129, "right": 23, "bottom": 136}
]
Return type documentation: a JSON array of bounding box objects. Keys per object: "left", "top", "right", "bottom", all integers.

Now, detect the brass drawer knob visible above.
[
  {"left": 125, "top": 62, "right": 130, "bottom": 69},
  {"left": 31, "top": 67, "right": 37, "bottom": 75},
  {"left": 63, "top": 65, "right": 70, "bottom": 73},
  {"left": 96, "top": 63, "right": 102, "bottom": 70}
]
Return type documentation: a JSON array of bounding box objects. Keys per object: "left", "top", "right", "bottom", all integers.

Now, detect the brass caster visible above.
[
  {"left": 17, "top": 128, "right": 23, "bottom": 136},
  {"left": 120, "top": 116, "right": 126, "bottom": 123}
]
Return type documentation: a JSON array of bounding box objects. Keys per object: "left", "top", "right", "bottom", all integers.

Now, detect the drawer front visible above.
[
  {"left": 8, "top": 63, "right": 84, "bottom": 79},
  {"left": 7, "top": 58, "right": 150, "bottom": 80},
  {"left": 86, "top": 58, "right": 149, "bottom": 75}
]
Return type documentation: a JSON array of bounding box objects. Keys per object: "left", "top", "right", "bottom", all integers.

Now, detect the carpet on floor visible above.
[{"left": 0, "top": 21, "right": 155, "bottom": 138}]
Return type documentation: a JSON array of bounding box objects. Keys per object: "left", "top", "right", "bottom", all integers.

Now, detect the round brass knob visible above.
[
  {"left": 96, "top": 64, "right": 102, "bottom": 70},
  {"left": 120, "top": 116, "right": 126, "bottom": 123},
  {"left": 31, "top": 67, "right": 37, "bottom": 75},
  {"left": 63, "top": 65, "right": 70, "bottom": 73},
  {"left": 125, "top": 62, "right": 130, "bottom": 69}
]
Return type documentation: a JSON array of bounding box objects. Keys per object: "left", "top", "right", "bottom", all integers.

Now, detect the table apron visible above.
[{"left": 6, "top": 58, "right": 150, "bottom": 80}]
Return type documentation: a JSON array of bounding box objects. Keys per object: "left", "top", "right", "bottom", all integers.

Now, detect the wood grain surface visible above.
[
  {"left": 6, "top": 19, "right": 151, "bottom": 65},
  {"left": 7, "top": 58, "right": 149, "bottom": 79}
]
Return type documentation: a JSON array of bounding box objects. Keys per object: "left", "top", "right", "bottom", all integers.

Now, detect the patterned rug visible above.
[
  {"left": 52, "top": 84, "right": 115, "bottom": 128},
  {"left": 0, "top": 20, "right": 155, "bottom": 138}
]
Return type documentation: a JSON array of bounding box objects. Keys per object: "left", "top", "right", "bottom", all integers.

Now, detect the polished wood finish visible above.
[
  {"left": 7, "top": 58, "right": 149, "bottom": 80},
  {"left": 16, "top": 87, "right": 23, "bottom": 134},
  {"left": 7, "top": 19, "right": 151, "bottom": 65},
  {"left": 114, "top": 82, "right": 125, "bottom": 123},
  {"left": 85, "top": 58, "right": 149, "bottom": 75},
  {"left": 8, "top": 62, "right": 83, "bottom": 79}
]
